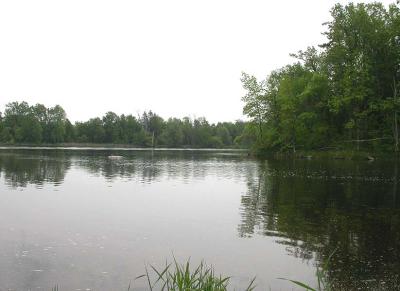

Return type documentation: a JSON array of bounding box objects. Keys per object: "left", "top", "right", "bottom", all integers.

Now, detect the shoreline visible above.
[
  {"left": 0, "top": 143, "right": 247, "bottom": 152},
  {"left": 254, "top": 149, "right": 398, "bottom": 161},
  {"left": 1, "top": 144, "right": 398, "bottom": 161}
]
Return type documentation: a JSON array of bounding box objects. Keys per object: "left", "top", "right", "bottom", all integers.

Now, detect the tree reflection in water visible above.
[
  {"left": 1, "top": 149, "right": 399, "bottom": 290},
  {"left": 0, "top": 150, "right": 71, "bottom": 188},
  {"left": 239, "top": 159, "right": 400, "bottom": 290}
]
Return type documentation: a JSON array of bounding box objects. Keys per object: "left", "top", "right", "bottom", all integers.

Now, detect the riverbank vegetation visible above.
[
  {"left": 134, "top": 259, "right": 256, "bottom": 291},
  {"left": 241, "top": 2, "right": 400, "bottom": 154},
  {"left": 0, "top": 102, "right": 247, "bottom": 148}
]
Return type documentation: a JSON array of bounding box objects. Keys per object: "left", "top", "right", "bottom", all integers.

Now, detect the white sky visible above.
[{"left": 0, "top": 0, "right": 395, "bottom": 123}]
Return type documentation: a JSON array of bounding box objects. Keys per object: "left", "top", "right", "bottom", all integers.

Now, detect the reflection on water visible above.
[
  {"left": 239, "top": 159, "right": 400, "bottom": 290},
  {"left": 0, "top": 149, "right": 252, "bottom": 186},
  {"left": 0, "top": 152, "right": 71, "bottom": 188},
  {"left": 0, "top": 148, "right": 399, "bottom": 290}
]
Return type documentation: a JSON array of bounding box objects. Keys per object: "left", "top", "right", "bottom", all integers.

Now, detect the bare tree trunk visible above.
[
  {"left": 394, "top": 78, "right": 399, "bottom": 152},
  {"left": 395, "top": 110, "right": 398, "bottom": 152},
  {"left": 393, "top": 161, "right": 398, "bottom": 206},
  {"left": 292, "top": 126, "right": 296, "bottom": 154},
  {"left": 257, "top": 105, "right": 263, "bottom": 141}
]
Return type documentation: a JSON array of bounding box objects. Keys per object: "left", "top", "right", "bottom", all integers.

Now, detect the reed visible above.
[{"left": 135, "top": 257, "right": 256, "bottom": 291}]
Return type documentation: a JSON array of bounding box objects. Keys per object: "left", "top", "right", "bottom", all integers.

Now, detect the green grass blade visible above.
[
  {"left": 245, "top": 276, "right": 256, "bottom": 291},
  {"left": 278, "top": 278, "right": 317, "bottom": 291}
]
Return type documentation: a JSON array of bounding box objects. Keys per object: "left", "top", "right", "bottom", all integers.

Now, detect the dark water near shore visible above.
[{"left": 0, "top": 148, "right": 399, "bottom": 290}]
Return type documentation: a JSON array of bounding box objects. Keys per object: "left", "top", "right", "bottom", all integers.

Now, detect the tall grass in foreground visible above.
[
  {"left": 49, "top": 252, "right": 339, "bottom": 290},
  {"left": 134, "top": 258, "right": 256, "bottom": 291}
]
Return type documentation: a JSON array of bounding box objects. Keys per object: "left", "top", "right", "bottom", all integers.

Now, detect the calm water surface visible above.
[{"left": 0, "top": 148, "right": 399, "bottom": 290}]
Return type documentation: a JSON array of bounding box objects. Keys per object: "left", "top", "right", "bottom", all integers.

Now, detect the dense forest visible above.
[
  {"left": 241, "top": 2, "right": 400, "bottom": 153},
  {"left": 0, "top": 101, "right": 247, "bottom": 148}
]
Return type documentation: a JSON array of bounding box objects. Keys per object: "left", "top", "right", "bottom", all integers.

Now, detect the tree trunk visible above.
[
  {"left": 393, "top": 161, "right": 398, "bottom": 206},
  {"left": 292, "top": 125, "right": 296, "bottom": 153},
  {"left": 258, "top": 119, "right": 263, "bottom": 139},
  {"left": 395, "top": 110, "right": 398, "bottom": 152},
  {"left": 394, "top": 78, "right": 399, "bottom": 152}
]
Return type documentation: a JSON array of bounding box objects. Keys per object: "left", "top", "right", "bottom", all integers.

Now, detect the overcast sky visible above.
[{"left": 0, "top": 0, "right": 395, "bottom": 123}]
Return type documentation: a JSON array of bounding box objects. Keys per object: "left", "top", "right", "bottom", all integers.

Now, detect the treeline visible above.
[
  {"left": 0, "top": 101, "right": 247, "bottom": 148},
  {"left": 241, "top": 2, "right": 400, "bottom": 153}
]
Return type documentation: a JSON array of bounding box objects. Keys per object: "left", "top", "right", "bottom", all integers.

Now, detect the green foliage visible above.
[
  {"left": 19, "top": 115, "right": 42, "bottom": 143},
  {"left": 241, "top": 72, "right": 267, "bottom": 140},
  {"left": 136, "top": 258, "right": 256, "bottom": 291},
  {"left": 102, "top": 111, "right": 120, "bottom": 143},
  {"left": 161, "top": 118, "right": 184, "bottom": 147},
  {"left": 241, "top": 2, "right": 400, "bottom": 153},
  {"left": 215, "top": 125, "right": 232, "bottom": 146},
  {"left": 64, "top": 119, "right": 76, "bottom": 142},
  {"left": 0, "top": 102, "right": 246, "bottom": 148},
  {"left": 2, "top": 101, "right": 43, "bottom": 144}
]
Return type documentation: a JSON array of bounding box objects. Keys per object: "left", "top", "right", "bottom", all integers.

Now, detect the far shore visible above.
[
  {"left": 1, "top": 143, "right": 399, "bottom": 161},
  {"left": 0, "top": 143, "right": 247, "bottom": 151}
]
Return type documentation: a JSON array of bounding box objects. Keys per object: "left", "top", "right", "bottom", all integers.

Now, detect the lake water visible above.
[{"left": 0, "top": 148, "right": 399, "bottom": 290}]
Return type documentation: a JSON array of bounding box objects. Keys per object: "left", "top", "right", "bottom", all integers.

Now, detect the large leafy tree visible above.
[
  {"left": 241, "top": 2, "right": 400, "bottom": 153},
  {"left": 103, "top": 111, "right": 120, "bottom": 143},
  {"left": 241, "top": 72, "right": 267, "bottom": 140},
  {"left": 47, "top": 105, "right": 67, "bottom": 143},
  {"left": 323, "top": 2, "right": 400, "bottom": 149},
  {"left": 2, "top": 101, "right": 42, "bottom": 143}
]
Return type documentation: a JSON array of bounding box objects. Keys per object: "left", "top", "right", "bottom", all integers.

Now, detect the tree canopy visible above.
[
  {"left": 0, "top": 101, "right": 246, "bottom": 148},
  {"left": 241, "top": 2, "right": 400, "bottom": 153}
]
